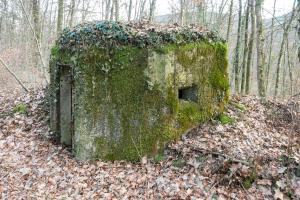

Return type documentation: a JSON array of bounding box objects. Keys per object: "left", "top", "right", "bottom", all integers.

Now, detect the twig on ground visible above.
[{"left": 185, "top": 144, "right": 251, "bottom": 166}]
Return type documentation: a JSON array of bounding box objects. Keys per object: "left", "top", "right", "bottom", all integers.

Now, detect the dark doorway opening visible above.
[{"left": 178, "top": 85, "right": 198, "bottom": 102}]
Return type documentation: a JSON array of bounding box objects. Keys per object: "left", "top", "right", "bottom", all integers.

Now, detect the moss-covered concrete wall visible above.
[{"left": 49, "top": 21, "right": 229, "bottom": 161}]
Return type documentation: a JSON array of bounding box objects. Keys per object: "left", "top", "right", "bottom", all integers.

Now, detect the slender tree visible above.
[
  {"left": 241, "top": 0, "right": 250, "bottom": 93},
  {"left": 32, "top": 0, "right": 40, "bottom": 41},
  {"left": 0, "top": 0, "right": 8, "bottom": 41},
  {"left": 128, "top": 0, "right": 133, "bottom": 21},
  {"left": 113, "top": 0, "right": 119, "bottom": 21},
  {"left": 274, "top": 2, "right": 296, "bottom": 97},
  {"left": 286, "top": 40, "right": 293, "bottom": 94},
  {"left": 110, "top": 0, "right": 114, "bottom": 20},
  {"left": 180, "top": 0, "right": 185, "bottom": 25},
  {"left": 246, "top": 0, "right": 255, "bottom": 94},
  {"left": 255, "top": 0, "right": 266, "bottom": 97},
  {"left": 216, "top": 0, "right": 228, "bottom": 27},
  {"left": 195, "top": 1, "right": 205, "bottom": 25},
  {"left": 265, "top": 0, "right": 276, "bottom": 91},
  {"left": 69, "top": 0, "right": 75, "bottom": 27},
  {"left": 149, "top": 0, "right": 157, "bottom": 22},
  {"left": 32, "top": 0, "right": 40, "bottom": 69},
  {"left": 226, "top": 0, "right": 233, "bottom": 42},
  {"left": 105, "top": 0, "right": 112, "bottom": 20},
  {"left": 233, "top": 0, "right": 242, "bottom": 93},
  {"left": 139, "top": 0, "right": 147, "bottom": 20},
  {"left": 57, "top": 0, "right": 64, "bottom": 36}
]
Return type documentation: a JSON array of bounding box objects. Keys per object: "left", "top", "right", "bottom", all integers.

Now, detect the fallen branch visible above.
[
  {"left": 0, "top": 57, "right": 29, "bottom": 92},
  {"left": 185, "top": 144, "right": 251, "bottom": 166}
]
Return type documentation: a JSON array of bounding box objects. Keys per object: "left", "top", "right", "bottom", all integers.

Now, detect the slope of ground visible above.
[{"left": 0, "top": 90, "right": 299, "bottom": 199}]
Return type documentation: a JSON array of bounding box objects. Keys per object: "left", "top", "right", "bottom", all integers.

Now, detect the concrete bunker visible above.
[{"left": 49, "top": 21, "right": 229, "bottom": 161}]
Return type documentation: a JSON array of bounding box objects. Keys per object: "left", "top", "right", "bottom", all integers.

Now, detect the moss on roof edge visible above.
[{"left": 57, "top": 20, "right": 225, "bottom": 53}]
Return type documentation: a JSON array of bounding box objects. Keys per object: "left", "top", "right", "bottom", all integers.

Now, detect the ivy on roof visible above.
[{"left": 57, "top": 20, "right": 225, "bottom": 52}]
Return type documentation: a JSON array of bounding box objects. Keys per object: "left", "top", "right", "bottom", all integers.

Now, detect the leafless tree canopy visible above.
[{"left": 0, "top": 0, "right": 298, "bottom": 98}]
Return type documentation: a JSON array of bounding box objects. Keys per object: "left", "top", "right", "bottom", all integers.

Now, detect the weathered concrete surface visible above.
[{"left": 49, "top": 22, "right": 229, "bottom": 161}]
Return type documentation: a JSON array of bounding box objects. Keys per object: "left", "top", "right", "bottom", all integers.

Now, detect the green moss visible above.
[
  {"left": 242, "top": 169, "right": 257, "bottom": 189},
  {"left": 217, "top": 114, "right": 234, "bottom": 125},
  {"left": 13, "top": 103, "right": 27, "bottom": 114},
  {"left": 178, "top": 101, "right": 204, "bottom": 128},
  {"left": 242, "top": 178, "right": 253, "bottom": 189},
  {"left": 230, "top": 101, "right": 246, "bottom": 111},
  {"left": 50, "top": 45, "right": 59, "bottom": 59},
  {"left": 153, "top": 153, "right": 165, "bottom": 163},
  {"left": 166, "top": 87, "right": 179, "bottom": 114},
  {"left": 50, "top": 40, "right": 229, "bottom": 161},
  {"left": 172, "top": 158, "right": 186, "bottom": 168},
  {"left": 71, "top": 47, "right": 169, "bottom": 161}
]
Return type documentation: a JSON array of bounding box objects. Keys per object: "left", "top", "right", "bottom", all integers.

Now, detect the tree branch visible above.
[{"left": 0, "top": 57, "right": 29, "bottom": 92}]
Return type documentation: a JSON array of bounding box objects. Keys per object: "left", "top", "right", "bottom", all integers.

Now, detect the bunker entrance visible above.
[
  {"left": 59, "top": 65, "right": 73, "bottom": 146},
  {"left": 178, "top": 85, "right": 198, "bottom": 102}
]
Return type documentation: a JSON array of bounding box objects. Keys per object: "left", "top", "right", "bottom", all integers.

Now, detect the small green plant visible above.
[
  {"left": 242, "top": 178, "right": 253, "bottom": 189},
  {"left": 217, "top": 113, "right": 234, "bottom": 125},
  {"left": 211, "top": 193, "right": 218, "bottom": 200},
  {"left": 242, "top": 168, "right": 257, "bottom": 189},
  {"left": 13, "top": 103, "right": 27, "bottom": 114},
  {"left": 172, "top": 158, "right": 185, "bottom": 168},
  {"left": 235, "top": 103, "right": 246, "bottom": 111},
  {"left": 229, "top": 101, "right": 246, "bottom": 112},
  {"left": 196, "top": 154, "right": 206, "bottom": 163},
  {"left": 279, "top": 154, "right": 292, "bottom": 167},
  {"left": 153, "top": 153, "right": 165, "bottom": 163}
]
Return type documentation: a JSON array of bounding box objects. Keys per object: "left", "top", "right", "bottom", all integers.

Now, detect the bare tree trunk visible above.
[
  {"left": 32, "top": 0, "right": 40, "bottom": 69},
  {"left": 241, "top": 0, "right": 250, "bottom": 94},
  {"left": 286, "top": 40, "right": 293, "bottom": 94},
  {"left": 281, "top": 50, "right": 287, "bottom": 97},
  {"left": 196, "top": 1, "right": 204, "bottom": 24},
  {"left": 128, "top": 0, "right": 133, "bottom": 21},
  {"left": 110, "top": 0, "right": 114, "bottom": 21},
  {"left": 139, "top": 0, "right": 146, "bottom": 21},
  {"left": 180, "top": 0, "right": 185, "bottom": 25},
  {"left": 265, "top": 0, "right": 276, "bottom": 92},
  {"left": 40, "top": 0, "right": 49, "bottom": 46},
  {"left": 233, "top": 0, "right": 242, "bottom": 93},
  {"left": 18, "top": 0, "right": 48, "bottom": 84},
  {"left": 274, "top": 2, "right": 296, "bottom": 97},
  {"left": 105, "top": 0, "right": 112, "bottom": 20},
  {"left": 113, "top": 0, "right": 119, "bottom": 21},
  {"left": 69, "top": 0, "right": 75, "bottom": 27},
  {"left": 226, "top": 0, "right": 233, "bottom": 42},
  {"left": 209, "top": 0, "right": 214, "bottom": 25},
  {"left": 246, "top": 0, "right": 255, "bottom": 94},
  {"left": 0, "top": 0, "right": 8, "bottom": 41},
  {"left": 149, "top": 0, "right": 157, "bottom": 22},
  {"left": 255, "top": 0, "right": 266, "bottom": 97},
  {"left": 57, "top": 0, "right": 64, "bottom": 36},
  {"left": 215, "top": 0, "right": 228, "bottom": 27},
  {"left": 134, "top": 0, "right": 139, "bottom": 20}
]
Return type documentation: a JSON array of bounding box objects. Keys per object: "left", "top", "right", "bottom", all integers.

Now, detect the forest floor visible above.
[{"left": 0, "top": 89, "right": 300, "bottom": 199}]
